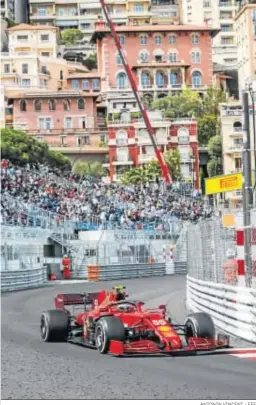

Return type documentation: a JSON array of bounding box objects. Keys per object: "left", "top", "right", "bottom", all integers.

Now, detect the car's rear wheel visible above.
[
  {"left": 95, "top": 316, "right": 125, "bottom": 354},
  {"left": 40, "top": 309, "right": 69, "bottom": 342},
  {"left": 184, "top": 312, "right": 215, "bottom": 339}
]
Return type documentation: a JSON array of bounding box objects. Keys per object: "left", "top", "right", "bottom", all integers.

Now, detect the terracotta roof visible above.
[
  {"left": 67, "top": 73, "right": 101, "bottom": 79},
  {"left": 91, "top": 23, "right": 220, "bottom": 41},
  {"left": 8, "top": 23, "right": 58, "bottom": 31}
]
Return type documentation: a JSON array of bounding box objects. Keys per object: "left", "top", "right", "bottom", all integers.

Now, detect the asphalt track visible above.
[{"left": 1, "top": 275, "right": 256, "bottom": 400}]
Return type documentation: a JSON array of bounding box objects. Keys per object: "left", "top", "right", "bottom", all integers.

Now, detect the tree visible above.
[
  {"left": 198, "top": 114, "right": 218, "bottom": 145},
  {"left": 61, "top": 29, "right": 84, "bottom": 45},
  {"left": 207, "top": 135, "right": 223, "bottom": 177},
  {"left": 73, "top": 160, "right": 106, "bottom": 178},
  {"left": 164, "top": 149, "right": 181, "bottom": 181},
  {"left": 152, "top": 89, "right": 200, "bottom": 119},
  {"left": 84, "top": 53, "right": 97, "bottom": 70},
  {"left": 200, "top": 86, "right": 227, "bottom": 116},
  {"left": 121, "top": 149, "right": 181, "bottom": 184},
  {"left": 1, "top": 128, "right": 71, "bottom": 169}
]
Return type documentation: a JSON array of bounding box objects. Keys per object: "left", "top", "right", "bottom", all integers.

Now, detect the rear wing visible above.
[{"left": 54, "top": 292, "right": 100, "bottom": 310}]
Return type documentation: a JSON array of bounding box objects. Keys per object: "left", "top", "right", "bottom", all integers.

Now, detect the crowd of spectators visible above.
[{"left": 1, "top": 160, "right": 213, "bottom": 230}]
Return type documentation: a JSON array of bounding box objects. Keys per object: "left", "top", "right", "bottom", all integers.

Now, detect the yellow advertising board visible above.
[{"left": 205, "top": 173, "right": 243, "bottom": 195}]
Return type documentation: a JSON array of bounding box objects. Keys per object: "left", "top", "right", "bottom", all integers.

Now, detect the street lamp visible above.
[{"left": 248, "top": 80, "right": 256, "bottom": 190}]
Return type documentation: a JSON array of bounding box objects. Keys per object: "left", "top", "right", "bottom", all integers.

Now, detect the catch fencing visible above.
[{"left": 186, "top": 214, "right": 256, "bottom": 343}]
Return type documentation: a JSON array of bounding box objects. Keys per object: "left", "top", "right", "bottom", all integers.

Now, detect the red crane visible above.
[{"left": 99, "top": 0, "right": 172, "bottom": 184}]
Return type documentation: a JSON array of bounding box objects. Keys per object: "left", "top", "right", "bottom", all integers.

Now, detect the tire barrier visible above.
[
  {"left": 79, "top": 263, "right": 166, "bottom": 281},
  {"left": 186, "top": 275, "right": 256, "bottom": 343},
  {"left": 1, "top": 267, "right": 48, "bottom": 292}
]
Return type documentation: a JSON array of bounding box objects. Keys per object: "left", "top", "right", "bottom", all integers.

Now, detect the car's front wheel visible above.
[
  {"left": 95, "top": 316, "right": 125, "bottom": 354},
  {"left": 40, "top": 309, "right": 69, "bottom": 342}
]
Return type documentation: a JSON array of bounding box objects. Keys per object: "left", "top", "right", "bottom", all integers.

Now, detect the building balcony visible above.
[
  {"left": 220, "top": 109, "right": 242, "bottom": 116},
  {"left": 112, "top": 160, "right": 134, "bottom": 166},
  {"left": 128, "top": 10, "right": 152, "bottom": 17},
  {"left": 30, "top": 14, "right": 55, "bottom": 20},
  {"left": 133, "top": 60, "right": 189, "bottom": 68},
  {"left": 29, "top": 0, "right": 55, "bottom": 3},
  {"left": 49, "top": 145, "right": 108, "bottom": 154},
  {"left": 219, "top": 1, "right": 233, "bottom": 7},
  {"left": 139, "top": 154, "right": 156, "bottom": 163},
  {"left": 226, "top": 145, "right": 243, "bottom": 153}
]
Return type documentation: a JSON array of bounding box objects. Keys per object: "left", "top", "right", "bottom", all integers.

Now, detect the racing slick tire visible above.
[
  {"left": 40, "top": 309, "right": 69, "bottom": 342},
  {"left": 95, "top": 316, "right": 125, "bottom": 354},
  {"left": 184, "top": 312, "right": 215, "bottom": 339}
]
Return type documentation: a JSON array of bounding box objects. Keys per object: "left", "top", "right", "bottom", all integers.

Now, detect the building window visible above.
[
  {"left": 140, "top": 35, "right": 148, "bottom": 45},
  {"left": 234, "top": 157, "right": 242, "bottom": 170},
  {"left": 233, "top": 121, "right": 242, "bottom": 132},
  {"left": 119, "top": 35, "right": 125, "bottom": 45},
  {"left": 154, "top": 35, "right": 162, "bottom": 45},
  {"left": 60, "top": 136, "right": 67, "bottom": 146},
  {"left": 254, "top": 24, "right": 256, "bottom": 36},
  {"left": 38, "top": 8, "right": 46, "bottom": 16},
  {"left": 80, "top": 117, "right": 87, "bottom": 129},
  {"left": 60, "top": 70, "right": 63, "bottom": 80},
  {"left": 41, "top": 52, "right": 50, "bottom": 57},
  {"left": 72, "top": 79, "right": 79, "bottom": 89},
  {"left": 168, "top": 52, "right": 178, "bottom": 62},
  {"left": 20, "top": 100, "right": 27, "bottom": 112},
  {"left": 139, "top": 51, "right": 149, "bottom": 62},
  {"left": 191, "top": 51, "right": 201, "bottom": 63},
  {"left": 116, "top": 130, "right": 128, "bottom": 146},
  {"left": 34, "top": 100, "right": 41, "bottom": 112},
  {"left": 134, "top": 4, "right": 144, "bottom": 12},
  {"left": 21, "top": 79, "right": 30, "bottom": 87},
  {"left": 64, "top": 117, "right": 72, "bottom": 129},
  {"left": 116, "top": 54, "right": 122, "bottom": 65},
  {"left": 17, "top": 35, "right": 28, "bottom": 41},
  {"left": 191, "top": 71, "right": 202, "bottom": 87},
  {"left": 39, "top": 117, "right": 52, "bottom": 130},
  {"left": 92, "top": 78, "right": 100, "bottom": 90},
  {"left": 253, "top": 9, "right": 256, "bottom": 22},
  {"left": 221, "top": 37, "right": 234, "bottom": 45},
  {"left": 78, "top": 98, "right": 85, "bottom": 109},
  {"left": 49, "top": 99, "right": 56, "bottom": 111},
  {"left": 41, "top": 65, "right": 47, "bottom": 74},
  {"left": 22, "top": 64, "right": 28, "bottom": 74},
  {"left": 63, "top": 100, "right": 70, "bottom": 111},
  {"left": 117, "top": 72, "right": 127, "bottom": 88},
  {"left": 41, "top": 34, "right": 49, "bottom": 41},
  {"left": 177, "top": 127, "right": 189, "bottom": 144},
  {"left": 191, "top": 34, "right": 199, "bottom": 44},
  {"left": 82, "top": 80, "right": 89, "bottom": 90},
  {"left": 141, "top": 72, "right": 150, "bottom": 87},
  {"left": 170, "top": 72, "right": 178, "bottom": 86},
  {"left": 4, "top": 64, "right": 10, "bottom": 73},
  {"left": 169, "top": 34, "right": 176, "bottom": 44},
  {"left": 221, "top": 24, "right": 232, "bottom": 32},
  {"left": 156, "top": 72, "right": 165, "bottom": 88}
]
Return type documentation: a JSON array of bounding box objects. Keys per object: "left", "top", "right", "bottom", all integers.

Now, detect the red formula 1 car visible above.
[{"left": 40, "top": 285, "right": 230, "bottom": 356}]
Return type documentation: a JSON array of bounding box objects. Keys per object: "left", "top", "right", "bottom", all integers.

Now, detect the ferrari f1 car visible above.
[{"left": 40, "top": 285, "right": 230, "bottom": 356}]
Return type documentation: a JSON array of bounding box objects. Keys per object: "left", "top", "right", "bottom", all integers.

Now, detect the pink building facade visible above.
[{"left": 93, "top": 20, "right": 219, "bottom": 97}]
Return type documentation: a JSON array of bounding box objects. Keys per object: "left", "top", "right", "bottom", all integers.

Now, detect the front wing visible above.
[{"left": 108, "top": 334, "right": 230, "bottom": 356}]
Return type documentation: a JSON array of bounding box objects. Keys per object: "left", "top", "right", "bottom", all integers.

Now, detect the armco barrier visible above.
[
  {"left": 84, "top": 263, "right": 166, "bottom": 281},
  {"left": 1, "top": 267, "right": 48, "bottom": 292},
  {"left": 186, "top": 275, "right": 256, "bottom": 343}
]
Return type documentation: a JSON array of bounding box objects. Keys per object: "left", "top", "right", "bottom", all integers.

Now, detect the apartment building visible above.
[
  {"left": 28, "top": 0, "right": 155, "bottom": 41},
  {"left": 1, "top": 24, "right": 90, "bottom": 94},
  {"left": 220, "top": 100, "right": 255, "bottom": 201},
  {"left": 234, "top": 2, "right": 256, "bottom": 94},
  {"left": 1, "top": 0, "right": 29, "bottom": 23},
  {"left": 181, "top": 0, "right": 240, "bottom": 67},
  {"left": 93, "top": 20, "right": 218, "bottom": 109},
  {"left": 106, "top": 112, "right": 199, "bottom": 186}
]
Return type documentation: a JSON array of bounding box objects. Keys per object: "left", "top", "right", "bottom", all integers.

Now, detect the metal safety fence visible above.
[
  {"left": 1, "top": 243, "right": 45, "bottom": 271},
  {"left": 1, "top": 267, "right": 48, "bottom": 292}
]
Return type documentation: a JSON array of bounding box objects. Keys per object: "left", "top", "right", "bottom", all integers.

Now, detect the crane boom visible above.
[{"left": 99, "top": 0, "right": 172, "bottom": 184}]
